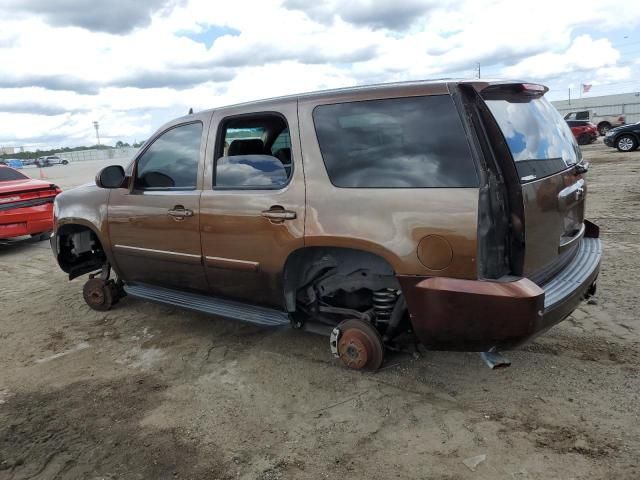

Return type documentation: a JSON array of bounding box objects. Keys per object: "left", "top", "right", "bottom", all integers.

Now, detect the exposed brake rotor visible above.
[
  {"left": 83, "top": 278, "right": 115, "bottom": 311},
  {"left": 334, "top": 318, "right": 384, "bottom": 371}
]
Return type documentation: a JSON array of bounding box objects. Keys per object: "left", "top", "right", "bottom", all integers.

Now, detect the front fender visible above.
[{"left": 52, "top": 184, "right": 121, "bottom": 276}]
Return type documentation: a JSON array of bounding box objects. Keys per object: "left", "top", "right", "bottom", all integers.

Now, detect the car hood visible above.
[{"left": 608, "top": 124, "right": 635, "bottom": 135}]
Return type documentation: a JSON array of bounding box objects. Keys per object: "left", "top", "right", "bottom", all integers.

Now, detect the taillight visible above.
[
  {"left": 520, "top": 83, "right": 547, "bottom": 93},
  {"left": 0, "top": 186, "right": 60, "bottom": 205},
  {"left": 618, "top": 115, "right": 625, "bottom": 122},
  {"left": 0, "top": 195, "right": 20, "bottom": 204}
]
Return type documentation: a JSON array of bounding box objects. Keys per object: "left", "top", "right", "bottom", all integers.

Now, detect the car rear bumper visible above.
[
  {"left": 398, "top": 232, "right": 601, "bottom": 351},
  {"left": 576, "top": 131, "right": 598, "bottom": 141},
  {"left": 0, "top": 203, "right": 54, "bottom": 239}
]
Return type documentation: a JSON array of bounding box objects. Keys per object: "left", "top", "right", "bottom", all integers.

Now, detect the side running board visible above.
[{"left": 124, "top": 283, "right": 290, "bottom": 327}]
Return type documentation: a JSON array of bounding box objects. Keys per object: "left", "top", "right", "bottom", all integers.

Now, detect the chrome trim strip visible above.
[
  {"left": 205, "top": 255, "right": 260, "bottom": 272},
  {"left": 558, "top": 178, "right": 586, "bottom": 207},
  {"left": 114, "top": 244, "right": 202, "bottom": 262}
]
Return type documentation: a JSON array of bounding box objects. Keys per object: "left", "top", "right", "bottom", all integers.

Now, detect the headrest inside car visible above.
[
  {"left": 228, "top": 139, "right": 264, "bottom": 156},
  {"left": 273, "top": 148, "right": 292, "bottom": 165}
]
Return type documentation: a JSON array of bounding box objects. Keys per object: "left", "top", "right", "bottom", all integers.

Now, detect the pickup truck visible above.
[{"left": 563, "top": 110, "right": 626, "bottom": 136}]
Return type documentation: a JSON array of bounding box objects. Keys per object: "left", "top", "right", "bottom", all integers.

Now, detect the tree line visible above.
[{"left": 0, "top": 141, "right": 145, "bottom": 160}]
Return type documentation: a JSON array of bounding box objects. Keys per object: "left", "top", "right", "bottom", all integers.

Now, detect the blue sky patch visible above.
[{"left": 178, "top": 25, "right": 240, "bottom": 47}]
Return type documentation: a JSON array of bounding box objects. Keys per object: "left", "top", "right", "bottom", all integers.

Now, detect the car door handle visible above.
[
  {"left": 261, "top": 208, "right": 296, "bottom": 222},
  {"left": 168, "top": 207, "right": 194, "bottom": 218}
]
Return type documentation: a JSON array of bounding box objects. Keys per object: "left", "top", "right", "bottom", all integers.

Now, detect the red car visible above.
[
  {"left": 566, "top": 120, "right": 598, "bottom": 145},
  {"left": 0, "top": 166, "right": 61, "bottom": 240}
]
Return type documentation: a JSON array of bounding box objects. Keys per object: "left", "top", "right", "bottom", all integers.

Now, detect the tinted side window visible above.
[
  {"left": 575, "top": 111, "right": 589, "bottom": 120},
  {"left": 0, "top": 168, "right": 28, "bottom": 181},
  {"left": 313, "top": 96, "right": 478, "bottom": 188},
  {"left": 216, "top": 155, "right": 289, "bottom": 187},
  {"left": 215, "top": 114, "right": 292, "bottom": 189},
  {"left": 135, "top": 123, "right": 202, "bottom": 190}
]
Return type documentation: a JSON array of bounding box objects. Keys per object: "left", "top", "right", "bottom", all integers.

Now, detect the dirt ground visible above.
[{"left": 1, "top": 147, "right": 638, "bottom": 480}]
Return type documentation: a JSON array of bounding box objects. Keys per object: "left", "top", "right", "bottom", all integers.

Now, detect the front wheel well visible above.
[{"left": 56, "top": 224, "right": 107, "bottom": 280}]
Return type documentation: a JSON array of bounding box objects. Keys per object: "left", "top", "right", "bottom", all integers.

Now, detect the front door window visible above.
[{"left": 135, "top": 122, "right": 202, "bottom": 190}]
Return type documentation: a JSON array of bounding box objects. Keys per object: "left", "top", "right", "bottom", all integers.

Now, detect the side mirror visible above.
[{"left": 96, "top": 165, "right": 126, "bottom": 189}]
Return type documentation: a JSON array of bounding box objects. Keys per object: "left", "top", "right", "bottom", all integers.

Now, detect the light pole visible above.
[{"left": 93, "top": 121, "right": 100, "bottom": 146}]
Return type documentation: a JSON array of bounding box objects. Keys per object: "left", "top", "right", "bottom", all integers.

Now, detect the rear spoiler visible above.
[{"left": 460, "top": 81, "right": 549, "bottom": 101}]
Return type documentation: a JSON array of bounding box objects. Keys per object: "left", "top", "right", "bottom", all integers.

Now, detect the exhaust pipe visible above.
[{"left": 480, "top": 348, "right": 511, "bottom": 369}]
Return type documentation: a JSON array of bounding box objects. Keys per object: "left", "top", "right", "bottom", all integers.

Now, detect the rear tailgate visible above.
[{"left": 481, "top": 84, "right": 586, "bottom": 281}]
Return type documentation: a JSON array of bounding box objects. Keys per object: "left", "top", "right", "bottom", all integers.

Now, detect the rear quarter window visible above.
[{"left": 313, "top": 95, "right": 479, "bottom": 188}]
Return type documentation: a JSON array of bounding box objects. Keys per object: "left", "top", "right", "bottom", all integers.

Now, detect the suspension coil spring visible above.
[{"left": 373, "top": 288, "right": 397, "bottom": 322}]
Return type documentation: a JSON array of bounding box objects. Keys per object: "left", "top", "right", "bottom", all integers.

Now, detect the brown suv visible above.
[{"left": 51, "top": 80, "right": 601, "bottom": 370}]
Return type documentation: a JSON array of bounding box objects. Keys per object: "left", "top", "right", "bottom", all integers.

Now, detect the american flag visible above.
[{"left": 582, "top": 84, "right": 592, "bottom": 93}]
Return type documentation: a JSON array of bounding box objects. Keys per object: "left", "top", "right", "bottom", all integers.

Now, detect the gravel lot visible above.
[{"left": 1, "top": 146, "right": 638, "bottom": 480}]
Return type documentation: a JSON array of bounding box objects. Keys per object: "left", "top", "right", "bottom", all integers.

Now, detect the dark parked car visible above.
[
  {"left": 566, "top": 120, "right": 598, "bottom": 145},
  {"left": 604, "top": 122, "right": 640, "bottom": 152},
  {"left": 50, "top": 80, "right": 600, "bottom": 371}
]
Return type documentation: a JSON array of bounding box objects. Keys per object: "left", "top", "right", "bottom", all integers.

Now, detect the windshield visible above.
[
  {"left": 0, "top": 167, "right": 28, "bottom": 181},
  {"left": 484, "top": 96, "right": 581, "bottom": 182}
]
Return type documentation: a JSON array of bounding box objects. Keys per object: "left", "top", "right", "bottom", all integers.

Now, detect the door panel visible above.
[
  {"left": 107, "top": 117, "right": 210, "bottom": 291},
  {"left": 109, "top": 190, "right": 207, "bottom": 290},
  {"left": 200, "top": 100, "right": 305, "bottom": 308}
]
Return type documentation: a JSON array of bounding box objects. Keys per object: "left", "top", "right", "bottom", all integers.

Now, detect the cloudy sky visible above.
[{"left": 0, "top": 0, "right": 639, "bottom": 149}]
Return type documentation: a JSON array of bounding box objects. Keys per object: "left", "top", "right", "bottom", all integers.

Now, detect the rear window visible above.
[
  {"left": 484, "top": 96, "right": 580, "bottom": 182},
  {"left": 0, "top": 167, "right": 28, "bottom": 181},
  {"left": 313, "top": 95, "right": 479, "bottom": 188}
]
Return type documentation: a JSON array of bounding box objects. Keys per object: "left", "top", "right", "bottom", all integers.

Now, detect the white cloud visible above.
[
  {"left": 0, "top": 0, "right": 639, "bottom": 148},
  {"left": 594, "top": 66, "right": 632, "bottom": 83},
  {"left": 503, "top": 35, "right": 620, "bottom": 80}
]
